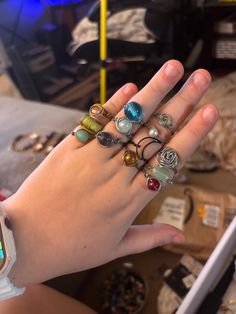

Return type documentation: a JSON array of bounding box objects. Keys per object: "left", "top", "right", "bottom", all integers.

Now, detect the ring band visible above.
[
  {"left": 96, "top": 131, "right": 125, "bottom": 147},
  {"left": 154, "top": 113, "right": 174, "bottom": 135},
  {"left": 131, "top": 136, "right": 163, "bottom": 162},
  {"left": 89, "top": 104, "right": 112, "bottom": 119}
]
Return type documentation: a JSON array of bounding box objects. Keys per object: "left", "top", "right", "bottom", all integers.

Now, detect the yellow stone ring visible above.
[{"left": 123, "top": 150, "right": 139, "bottom": 167}]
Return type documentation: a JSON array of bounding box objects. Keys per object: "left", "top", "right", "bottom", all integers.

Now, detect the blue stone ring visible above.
[{"left": 114, "top": 101, "right": 143, "bottom": 137}]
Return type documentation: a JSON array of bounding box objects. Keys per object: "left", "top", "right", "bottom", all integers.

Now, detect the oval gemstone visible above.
[
  {"left": 75, "top": 129, "right": 91, "bottom": 143},
  {"left": 152, "top": 167, "right": 171, "bottom": 183},
  {"left": 116, "top": 118, "right": 132, "bottom": 134},
  {"left": 97, "top": 132, "right": 113, "bottom": 147},
  {"left": 147, "top": 177, "right": 161, "bottom": 192},
  {"left": 123, "top": 150, "right": 138, "bottom": 167},
  {"left": 124, "top": 101, "right": 142, "bottom": 122}
]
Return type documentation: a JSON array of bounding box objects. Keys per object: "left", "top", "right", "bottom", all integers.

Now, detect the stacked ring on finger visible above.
[
  {"left": 129, "top": 136, "right": 164, "bottom": 163},
  {"left": 113, "top": 101, "right": 143, "bottom": 138},
  {"left": 154, "top": 112, "right": 174, "bottom": 136},
  {"left": 89, "top": 103, "right": 112, "bottom": 120},
  {"left": 72, "top": 114, "right": 103, "bottom": 144},
  {"left": 144, "top": 147, "right": 180, "bottom": 191}
]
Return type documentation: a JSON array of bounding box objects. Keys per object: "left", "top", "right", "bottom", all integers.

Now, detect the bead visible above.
[
  {"left": 147, "top": 177, "right": 161, "bottom": 192},
  {"left": 149, "top": 126, "right": 159, "bottom": 138},
  {"left": 74, "top": 129, "right": 92, "bottom": 143},
  {"left": 124, "top": 101, "right": 143, "bottom": 123},
  {"left": 96, "top": 132, "right": 114, "bottom": 147},
  {"left": 80, "top": 114, "right": 102, "bottom": 134},
  {"left": 123, "top": 150, "right": 138, "bottom": 167},
  {"left": 152, "top": 167, "right": 172, "bottom": 183},
  {"left": 115, "top": 118, "right": 133, "bottom": 135}
]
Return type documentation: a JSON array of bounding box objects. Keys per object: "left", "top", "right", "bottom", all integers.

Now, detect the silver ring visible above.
[
  {"left": 157, "top": 147, "right": 180, "bottom": 174},
  {"left": 154, "top": 113, "right": 174, "bottom": 135}
]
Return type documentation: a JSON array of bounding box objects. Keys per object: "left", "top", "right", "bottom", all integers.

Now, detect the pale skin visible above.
[{"left": 0, "top": 60, "right": 219, "bottom": 313}]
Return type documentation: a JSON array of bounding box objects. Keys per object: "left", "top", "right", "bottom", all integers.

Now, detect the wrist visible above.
[{"left": 1, "top": 196, "right": 48, "bottom": 287}]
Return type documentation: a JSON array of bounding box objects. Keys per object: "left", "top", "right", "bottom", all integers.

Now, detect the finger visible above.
[
  {"left": 131, "top": 104, "right": 219, "bottom": 199},
  {"left": 57, "top": 83, "right": 138, "bottom": 151},
  {"left": 91, "top": 60, "right": 184, "bottom": 159},
  {"left": 115, "top": 69, "right": 212, "bottom": 176},
  {"left": 113, "top": 224, "right": 184, "bottom": 258}
]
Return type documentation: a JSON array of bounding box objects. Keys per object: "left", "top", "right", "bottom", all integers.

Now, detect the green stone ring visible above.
[
  {"left": 145, "top": 164, "right": 174, "bottom": 184},
  {"left": 71, "top": 128, "right": 94, "bottom": 144}
]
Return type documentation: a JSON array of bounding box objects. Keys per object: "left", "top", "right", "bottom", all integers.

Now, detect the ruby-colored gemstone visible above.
[{"left": 147, "top": 177, "right": 161, "bottom": 192}]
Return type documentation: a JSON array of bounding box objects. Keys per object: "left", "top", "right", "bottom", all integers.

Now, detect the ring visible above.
[
  {"left": 114, "top": 101, "right": 143, "bottom": 137},
  {"left": 11, "top": 133, "right": 41, "bottom": 152},
  {"left": 71, "top": 128, "right": 94, "bottom": 144},
  {"left": 123, "top": 150, "right": 139, "bottom": 167},
  {"left": 145, "top": 164, "right": 174, "bottom": 184},
  {"left": 131, "top": 137, "right": 163, "bottom": 162},
  {"left": 154, "top": 113, "right": 174, "bottom": 135},
  {"left": 89, "top": 104, "right": 112, "bottom": 119},
  {"left": 143, "top": 168, "right": 162, "bottom": 192},
  {"left": 157, "top": 147, "right": 180, "bottom": 174},
  {"left": 96, "top": 131, "right": 125, "bottom": 147},
  {"left": 80, "top": 114, "right": 103, "bottom": 134}
]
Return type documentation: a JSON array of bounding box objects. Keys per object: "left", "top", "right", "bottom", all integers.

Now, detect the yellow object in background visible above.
[{"left": 100, "top": 0, "right": 107, "bottom": 105}]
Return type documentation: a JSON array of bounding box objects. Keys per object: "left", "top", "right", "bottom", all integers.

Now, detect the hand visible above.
[{"left": 2, "top": 60, "right": 219, "bottom": 287}]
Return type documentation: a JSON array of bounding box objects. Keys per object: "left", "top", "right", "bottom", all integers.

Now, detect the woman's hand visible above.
[{"left": 2, "top": 60, "right": 218, "bottom": 287}]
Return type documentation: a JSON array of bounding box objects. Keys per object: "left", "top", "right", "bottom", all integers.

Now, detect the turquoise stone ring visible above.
[{"left": 124, "top": 101, "right": 143, "bottom": 123}]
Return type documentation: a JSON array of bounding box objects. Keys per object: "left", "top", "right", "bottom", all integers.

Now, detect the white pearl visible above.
[{"left": 149, "top": 127, "right": 158, "bottom": 137}]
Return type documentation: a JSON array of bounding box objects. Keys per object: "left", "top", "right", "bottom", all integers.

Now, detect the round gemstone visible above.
[
  {"left": 116, "top": 118, "right": 133, "bottom": 135},
  {"left": 152, "top": 167, "right": 171, "bottom": 183},
  {"left": 75, "top": 129, "right": 91, "bottom": 143},
  {"left": 124, "top": 101, "right": 143, "bottom": 122},
  {"left": 149, "top": 127, "right": 159, "bottom": 138},
  {"left": 147, "top": 177, "right": 161, "bottom": 192},
  {"left": 96, "top": 132, "right": 113, "bottom": 147},
  {"left": 123, "top": 150, "right": 138, "bottom": 167}
]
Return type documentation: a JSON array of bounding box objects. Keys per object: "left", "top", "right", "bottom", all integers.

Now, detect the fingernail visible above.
[
  {"left": 173, "top": 234, "right": 185, "bottom": 244},
  {"left": 193, "top": 72, "right": 209, "bottom": 88},
  {"left": 123, "top": 84, "right": 134, "bottom": 97},
  {"left": 165, "top": 63, "right": 180, "bottom": 78},
  {"left": 202, "top": 106, "right": 218, "bottom": 123}
]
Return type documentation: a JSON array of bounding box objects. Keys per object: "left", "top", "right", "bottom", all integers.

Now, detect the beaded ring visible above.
[
  {"left": 96, "top": 131, "right": 125, "bottom": 148},
  {"left": 114, "top": 101, "right": 143, "bottom": 137}
]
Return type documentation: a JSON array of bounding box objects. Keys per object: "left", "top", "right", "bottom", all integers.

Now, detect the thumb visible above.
[{"left": 114, "top": 224, "right": 185, "bottom": 258}]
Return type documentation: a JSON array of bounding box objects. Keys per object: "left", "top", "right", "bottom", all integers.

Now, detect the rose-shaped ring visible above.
[{"left": 157, "top": 147, "right": 180, "bottom": 174}]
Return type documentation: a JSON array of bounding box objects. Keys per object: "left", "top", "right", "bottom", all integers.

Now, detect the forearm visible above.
[{"left": 1, "top": 284, "right": 97, "bottom": 314}]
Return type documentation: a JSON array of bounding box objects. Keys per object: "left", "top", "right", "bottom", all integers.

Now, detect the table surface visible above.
[{"left": 0, "top": 96, "right": 84, "bottom": 192}]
